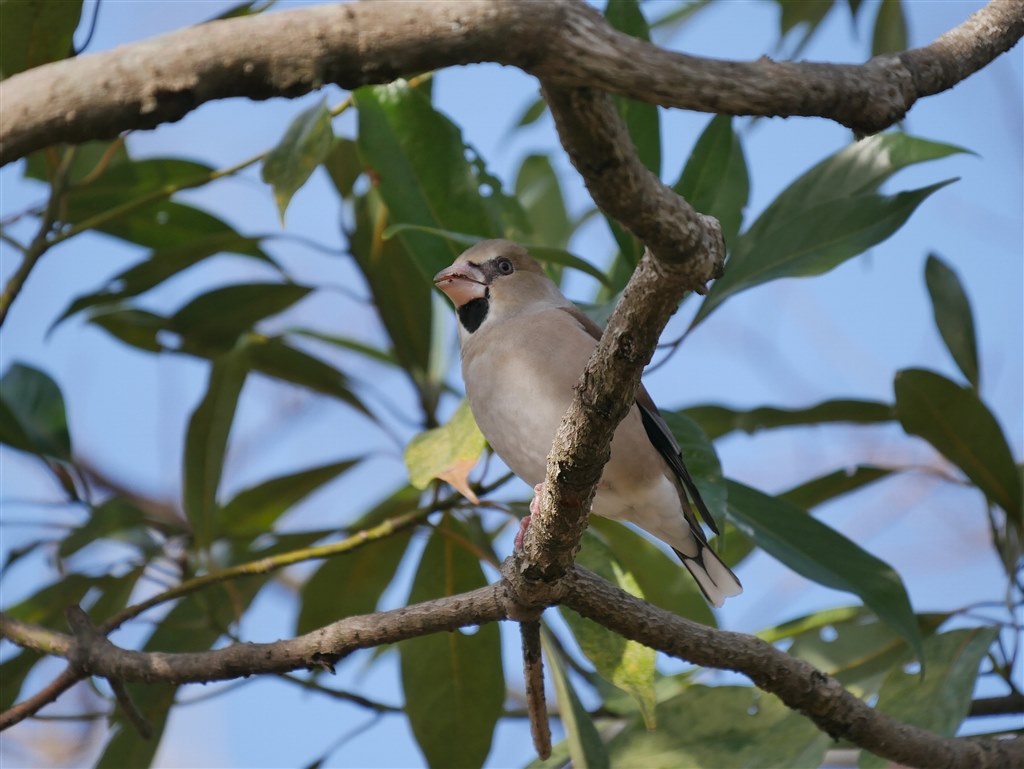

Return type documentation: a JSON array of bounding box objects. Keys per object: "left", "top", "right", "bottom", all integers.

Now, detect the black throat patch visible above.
[{"left": 458, "top": 296, "right": 489, "bottom": 333}]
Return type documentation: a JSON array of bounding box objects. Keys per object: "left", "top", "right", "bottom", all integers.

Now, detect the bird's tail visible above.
[{"left": 675, "top": 545, "right": 743, "bottom": 609}]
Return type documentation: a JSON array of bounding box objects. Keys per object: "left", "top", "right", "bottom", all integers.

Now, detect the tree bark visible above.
[{"left": 2, "top": 0, "right": 1021, "bottom": 165}]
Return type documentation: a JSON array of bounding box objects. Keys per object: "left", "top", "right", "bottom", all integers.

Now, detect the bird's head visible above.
[{"left": 433, "top": 240, "right": 564, "bottom": 334}]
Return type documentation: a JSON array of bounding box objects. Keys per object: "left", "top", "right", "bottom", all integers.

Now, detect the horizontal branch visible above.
[
  {"left": 561, "top": 567, "right": 1024, "bottom": 769},
  {"left": 2, "top": 0, "right": 1021, "bottom": 166},
  {"left": 970, "top": 692, "right": 1024, "bottom": 717},
  {"left": 4, "top": 565, "right": 1018, "bottom": 769},
  {"left": 1, "top": 583, "right": 508, "bottom": 689}
]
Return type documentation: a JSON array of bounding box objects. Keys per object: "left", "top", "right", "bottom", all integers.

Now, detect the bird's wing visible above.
[
  {"left": 634, "top": 396, "right": 720, "bottom": 536},
  {"left": 558, "top": 304, "right": 720, "bottom": 536}
]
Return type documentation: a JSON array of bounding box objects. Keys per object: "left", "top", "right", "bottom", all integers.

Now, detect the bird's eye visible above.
[{"left": 496, "top": 257, "right": 514, "bottom": 275}]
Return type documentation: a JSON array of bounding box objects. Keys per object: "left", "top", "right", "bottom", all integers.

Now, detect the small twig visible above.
[
  {"left": 96, "top": 503, "right": 435, "bottom": 635},
  {"left": 0, "top": 666, "right": 83, "bottom": 731},
  {"left": 0, "top": 147, "right": 76, "bottom": 326},
  {"left": 276, "top": 673, "right": 403, "bottom": 713},
  {"left": 108, "top": 679, "right": 153, "bottom": 739},
  {"left": 520, "top": 620, "right": 551, "bottom": 760},
  {"left": 970, "top": 693, "right": 1024, "bottom": 718}
]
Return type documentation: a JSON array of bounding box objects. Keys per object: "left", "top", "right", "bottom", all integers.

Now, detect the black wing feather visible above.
[{"left": 637, "top": 402, "right": 721, "bottom": 536}]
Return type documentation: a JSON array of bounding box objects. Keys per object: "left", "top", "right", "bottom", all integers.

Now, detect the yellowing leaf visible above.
[
  {"left": 561, "top": 532, "right": 658, "bottom": 729},
  {"left": 404, "top": 400, "right": 485, "bottom": 503}
]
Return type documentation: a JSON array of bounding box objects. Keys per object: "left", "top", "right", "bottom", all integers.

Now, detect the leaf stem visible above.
[{"left": 0, "top": 148, "right": 77, "bottom": 326}]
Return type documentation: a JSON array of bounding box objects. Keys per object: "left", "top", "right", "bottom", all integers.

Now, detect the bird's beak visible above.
[{"left": 433, "top": 263, "right": 488, "bottom": 306}]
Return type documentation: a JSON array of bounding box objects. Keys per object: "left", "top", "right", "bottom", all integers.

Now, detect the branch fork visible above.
[{"left": 2, "top": 2, "right": 1022, "bottom": 767}]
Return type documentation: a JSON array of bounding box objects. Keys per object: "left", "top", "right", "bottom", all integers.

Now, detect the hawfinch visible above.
[{"left": 434, "top": 240, "right": 742, "bottom": 607}]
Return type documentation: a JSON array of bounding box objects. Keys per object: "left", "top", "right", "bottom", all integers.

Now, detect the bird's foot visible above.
[
  {"left": 515, "top": 483, "right": 545, "bottom": 550},
  {"left": 514, "top": 515, "right": 532, "bottom": 550}
]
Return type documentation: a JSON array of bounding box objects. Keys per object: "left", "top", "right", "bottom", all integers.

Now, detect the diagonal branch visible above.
[
  {"left": 2, "top": 0, "right": 1021, "bottom": 166},
  {"left": 562, "top": 566, "right": 1024, "bottom": 769},
  {"left": 516, "top": 81, "right": 725, "bottom": 580}
]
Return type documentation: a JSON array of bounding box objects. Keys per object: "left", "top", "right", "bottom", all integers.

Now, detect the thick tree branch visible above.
[
  {"left": 516, "top": 80, "right": 725, "bottom": 580},
  {"left": 1, "top": 583, "right": 509, "bottom": 690},
  {"left": 560, "top": 567, "right": 1024, "bottom": 769},
  {"left": 4, "top": 567, "right": 1019, "bottom": 769},
  {"left": 2, "top": 0, "right": 1021, "bottom": 166}
]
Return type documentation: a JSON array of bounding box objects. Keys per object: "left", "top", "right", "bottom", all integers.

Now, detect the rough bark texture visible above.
[
  {"left": 562, "top": 568, "right": 1024, "bottom": 769},
  {"left": 2, "top": 0, "right": 1022, "bottom": 165}
]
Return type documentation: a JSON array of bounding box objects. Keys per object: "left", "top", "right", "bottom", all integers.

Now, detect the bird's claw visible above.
[{"left": 515, "top": 483, "right": 545, "bottom": 550}]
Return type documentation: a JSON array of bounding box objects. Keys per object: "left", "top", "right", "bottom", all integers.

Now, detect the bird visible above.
[{"left": 433, "top": 239, "right": 742, "bottom": 607}]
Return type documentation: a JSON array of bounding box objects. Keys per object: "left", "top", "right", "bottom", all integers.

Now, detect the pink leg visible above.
[{"left": 515, "top": 483, "right": 545, "bottom": 550}]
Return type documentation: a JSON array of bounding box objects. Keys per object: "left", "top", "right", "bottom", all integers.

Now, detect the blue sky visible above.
[{"left": 1, "top": 1, "right": 1021, "bottom": 767}]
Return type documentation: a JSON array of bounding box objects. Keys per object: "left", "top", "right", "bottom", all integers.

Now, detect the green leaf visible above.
[
  {"left": 170, "top": 282, "right": 312, "bottom": 345},
  {"left": 350, "top": 191, "right": 434, "bottom": 381},
  {"left": 297, "top": 486, "right": 421, "bottom": 633},
  {"left": 323, "top": 136, "right": 363, "bottom": 199},
  {"left": 514, "top": 95, "right": 547, "bottom": 128},
  {"left": 860, "top": 628, "right": 997, "bottom": 769},
  {"left": 384, "top": 224, "right": 612, "bottom": 287},
  {"left": 924, "top": 254, "right": 980, "bottom": 389},
  {"left": 401, "top": 515, "right": 503, "bottom": 769},
  {"left": 242, "top": 336, "right": 371, "bottom": 417},
  {"left": 354, "top": 80, "right": 507, "bottom": 283},
  {"left": 674, "top": 115, "right": 749, "bottom": 249},
  {"left": 515, "top": 154, "right": 573, "bottom": 250},
  {"left": 220, "top": 459, "right": 358, "bottom": 537},
  {"left": 87, "top": 307, "right": 167, "bottom": 352},
  {"left": 589, "top": 518, "right": 715, "bottom": 626},
  {"left": 0, "top": 363, "right": 71, "bottom": 461},
  {"left": 47, "top": 154, "right": 268, "bottom": 257},
  {"left": 287, "top": 328, "right": 398, "bottom": 367},
  {"left": 207, "top": 0, "right": 277, "bottom": 21},
  {"left": 97, "top": 574, "right": 271, "bottom": 768},
  {"left": 781, "top": 466, "right": 894, "bottom": 510},
  {"left": 0, "top": 0, "right": 83, "bottom": 78},
  {"left": 24, "top": 139, "right": 128, "bottom": 185},
  {"left": 775, "top": 0, "right": 835, "bottom": 58},
  {"left": 85, "top": 312, "right": 372, "bottom": 417},
  {"left": 58, "top": 497, "right": 155, "bottom": 558},
  {"left": 205, "top": 0, "right": 278, "bottom": 20},
  {"left": 872, "top": 0, "right": 907, "bottom": 57},
  {"left": 726, "top": 481, "right": 923, "bottom": 662},
  {"left": 53, "top": 233, "right": 269, "bottom": 329},
  {"left": 0, "top": 650, "right": 40, "bottom": 712},
  {"left": 543, "top": 629, "right": 611, "bottom": 769},
  {"left": 682, "top": 398, "right": 895, "bottom": 441},
  {"left": 777, "top": 607, "right": 946, "bottom": 695},
  {"left": 262, "top": 99, "right": 335, "bottom": 223},
  {"left": 659, "top": 411, "right": 728, "bottom": 529},
  {"left": 649, "top": 0, "right": 712, "bottom": 30},
  {"left": 405, "top": 399, "right": 486, "bottom": 502},
  {"left": 182, "top": 349, "right": 248, "bottom": 549},
  {"left": 607, "top": 685, "right": 830, "bottom": 769},
  {"left": 562, "top": 532, "right": 657, "bottom": 728},
  {"left": 4, "top": 574, "right": 96, "bottom": 628},
  {"left": 605, "top": 0, "right": 660, "bottom": 177},
  {"left": 895, "top": 368, "right": 1021, "bottom": 519},
  {"left": 692, "top": 133, "right": 966, "bottom": 329}
]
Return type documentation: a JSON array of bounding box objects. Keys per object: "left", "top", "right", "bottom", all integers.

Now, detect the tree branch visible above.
[
  {"left": 4, "top": 567, "right": 1020, "bottom": 769},
  {"left": 560, "top": 566, "right": 1024, "bottom": 769},
  {"left": 2, "top": 0, "right": 1021, "bottom": 166},
  {"left": 1, "top": 583, "right": 509, "bottom": 691},
  {"left": 2, "top": 3, "right": 1020, "bottom": 765},
  {"left": 970, "top": 692, "right": 1024, "bottom": 717}
]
